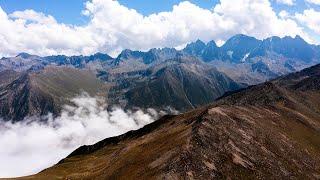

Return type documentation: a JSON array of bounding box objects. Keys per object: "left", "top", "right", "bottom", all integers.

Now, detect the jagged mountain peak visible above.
[
  {"left": 264, "top": 35, "right": 307, "bottom": 43},
  {"left": 223, "top": 34, "right": 261, "bottom": 47},
  {"left": 220, "top": 34, "right": 261, "bottom": 62},
  {"left": 195, "top": 39, "right": 206, "bottom": 44},
  {"left": 294, "top": 34, "right": 304, "bottom": 40},
  {"left": 184, "top": 39, "right": 206, "bottom": 52},
  {"left": 207, "top": 40, "right": 217, "bottom": 47},
  {"left": 182, "top": 39, "right": 219, "bottom": 62},
  {"left": 16, "top": 52, "right": 34, "bottom": 59},
  {"left": 250, "top": 34, "right": 316, "bottom": 62},
  {"left": 226, "top": 34, "right": 259, "bottom": 43},
  {"left": 90, "top": 52, "right": 112, "bottom": 61},
  {"left": 117, "top": 49, "right": 133, "bottom": 57},
  {"left": 114, "top": 49, "right": 145, "bottom": 64}
]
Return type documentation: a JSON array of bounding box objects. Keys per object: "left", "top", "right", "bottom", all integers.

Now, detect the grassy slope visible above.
[
  {"left": 0, "top": 66, "right": 110, "bottom": 121},
  {"left": 31, "top": 66, "right": 110, "bottom": 106}
]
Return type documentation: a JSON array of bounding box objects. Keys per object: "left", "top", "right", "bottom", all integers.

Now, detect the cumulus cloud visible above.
[
  {"left": 305, "top": 0, "right": 320, "bottom": 5},
  {"left": 296, "top": 9, "right": 320, "bottom": 34},
  {"left": 0, "top": 0, "right": 315, "bottom": 57},
  {"left": 276, "top": 0, "right": 295, "bottom": 5},
  {"left": 0, "top": 93, "right": 161, "bottom": 178},
  {"left": 278, "top": 10, "right": 290, "bottom": 19}
]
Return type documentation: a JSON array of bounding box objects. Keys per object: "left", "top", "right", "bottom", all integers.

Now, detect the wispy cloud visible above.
[{"left": 305, "top": 0, "right": 320, "bottom": 5}]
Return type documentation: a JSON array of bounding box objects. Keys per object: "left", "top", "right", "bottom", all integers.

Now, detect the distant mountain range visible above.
[
  {"left": 1, "top": 34, "right": 319, "bottom": 83},
  {"left": 29, "top": 62, "right": 320, "bottom": 179},
  {"left": 182, "top": 34, "right": 320, "bottom": 84},
  {"left": 0, "top": 34, "right": 319, "bottom": 121}
]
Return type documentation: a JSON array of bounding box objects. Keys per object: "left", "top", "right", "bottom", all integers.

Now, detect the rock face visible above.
[
  {"left": 26, "top": 64, "right": 320, "bottom": 179},
  {"left": 182, "top": 34, "right": 320, "bottom": 85},
  {"left": 123, "top": 57, "right": 242, "bottom": 111},
  {"left": 182, "top": 34, "right": 320, "bottom": 64},
  {"left": 219, "top": 34, "right": 262, "bottom": 63},
  {"left": 249, "top": 35, "right": 317, "bottom": 63}
]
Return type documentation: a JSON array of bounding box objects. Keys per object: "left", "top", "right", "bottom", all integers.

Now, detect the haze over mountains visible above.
[{"left": 1, "top": 34, "right": 319, "bottom": 121}]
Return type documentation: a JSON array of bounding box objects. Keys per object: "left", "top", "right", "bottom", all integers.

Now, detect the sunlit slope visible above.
[{"left": 24, "top": 64, "right": 320, "bottom": 179}]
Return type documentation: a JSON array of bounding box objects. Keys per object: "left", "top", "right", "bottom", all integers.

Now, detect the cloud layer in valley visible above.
[
  {"left": 0, "top": 0, "right": 318, "bottom": 57},
  {"left": 0, "top": 93, "right": 160, "bottom": 178}
]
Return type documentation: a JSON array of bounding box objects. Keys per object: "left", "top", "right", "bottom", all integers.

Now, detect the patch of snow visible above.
[
  {"left": 241, "top": 53, "right": 250, "bottom": 62},
  {"left": 227, "top": 51, "right": 233, "bottom": 59}
]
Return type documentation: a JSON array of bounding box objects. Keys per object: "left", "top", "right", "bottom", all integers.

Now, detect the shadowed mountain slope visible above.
[
  {"left": 0, "top": 70, "right": 20, "bottom": 86},
  {"left": 0, "top": 66, "right": 109, "bottom": 121},
  {"left": 24, "top": 64, "right": 320, "bottom": 179},
  {"left": 108, "top": 56, "right": 242, "bottom": 111}
]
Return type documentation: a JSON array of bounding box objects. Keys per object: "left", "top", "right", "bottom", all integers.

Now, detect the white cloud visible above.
[
  {"left": 9, "top": 9, "right": 57, "bottom": 24},
  {"left": 279, "top": 10, "right": 290, "bottom": 19},
  {"left": 0, "top": 93, "right": 160, "bottom": 178},
  {"left": 0, "top": 7, "right": 95, "bottom": 57},
  {"left": 0, "top": 0, "right": 314, "bottom": 57},
  {"left": 305, "top": 0, "right": 320, "bottom": 5},
  {"left": 296, "top": 9, "right": 320, "bottom": 34},
  {"left": 276, "top": 0, "right": 295, "bottom": 5}
]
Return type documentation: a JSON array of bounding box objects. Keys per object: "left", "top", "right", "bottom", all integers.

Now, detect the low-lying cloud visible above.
[{"left": 0, "top": 93, "right": 161, "bottom": 178}]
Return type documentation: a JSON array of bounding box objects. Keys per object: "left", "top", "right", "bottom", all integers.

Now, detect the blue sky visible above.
[
  {"left": 0, "top": 0, "right": 319, "bottom": 56},
  {"left": 0, "top": 0, "right": 89, "bottom": 25},
  {"left": 2, "top": 0, "right": 318, "bottom": 24},
  {"left": 0, "top": 0, "right": 221, "bottom": 24}
]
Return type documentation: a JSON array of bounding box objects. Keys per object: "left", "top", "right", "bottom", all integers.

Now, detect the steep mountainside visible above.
[
  {"left": 26, "top": 64, "right": 320, "bottom": 179},
  {"left": 220, "top": 34, "right": 262, "bottom": 63},
  {"left": 0, "top": 70, "right": 20, "bottom": 86},
  {"left": 0, "top": 66, "right": 109, "bottom": 121},
  {"left": 104, "top": 56, "right": 242, "bottom": 111},
  {"left": 124, "top": 57, "right": 241, "bottom": 111}
]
